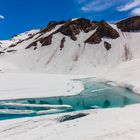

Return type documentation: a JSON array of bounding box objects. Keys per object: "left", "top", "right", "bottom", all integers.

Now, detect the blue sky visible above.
[{"left": 0, "top": 0, "right": 140, "bottom": 39}]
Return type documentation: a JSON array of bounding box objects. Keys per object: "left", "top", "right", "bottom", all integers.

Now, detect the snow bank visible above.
[
  {"left": 0, "top": 74, "right": 84, "bottom": 100},
  {"left": 98, "top": 59, "right": 140, "bottom": 94},
  {"left": 0, "top": 104, "right": 140, "bottom": 140}
]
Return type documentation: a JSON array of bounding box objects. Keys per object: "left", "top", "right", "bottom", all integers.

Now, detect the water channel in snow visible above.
[{"left": 0, "top": 78, "right": 140, "bottom": 120}]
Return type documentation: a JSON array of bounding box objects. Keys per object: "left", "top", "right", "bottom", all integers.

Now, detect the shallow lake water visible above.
[{"left": 0, "top": 78, "right": 140, "bottom": 120}]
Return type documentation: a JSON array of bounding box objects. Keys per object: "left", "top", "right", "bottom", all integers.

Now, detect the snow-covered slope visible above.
[
  {"left": 11, "top": 30, "right": 39, "bottom": 42},
  {"left": 0, "top": 29, "right": 39, "bottom": 50},
  {"left": 0, "top": 16, "right": 140, "bottom": 140},
  {"left": 1, "top": 104, "right": 140, "bottom": 140},
  {"left": 0, "top": 16, "right": 139, "bottom": 74}
]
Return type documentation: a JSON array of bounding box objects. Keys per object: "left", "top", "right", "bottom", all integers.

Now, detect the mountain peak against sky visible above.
[
  {"left": 0, "top": 16, "right": 139, "bottom": 74},
  {"left": 0, "top": 0, "right": 140, "bottom": 39},
  {"left": 2, "top": 1, "right": 140, "bottom": 139}
]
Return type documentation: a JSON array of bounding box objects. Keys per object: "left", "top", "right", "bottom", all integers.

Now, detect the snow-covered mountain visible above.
[
  {"left": 1, "top": 16, "right": 140, "bottom": 140},
  {"left": 0, "top": 16, "right": 140, "bottom": 74},
  {"left": 0, "top": 30, "right": 39, "bottom": 50}
]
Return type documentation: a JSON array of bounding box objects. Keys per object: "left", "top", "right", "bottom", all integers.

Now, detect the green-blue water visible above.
[{"left": 0, "top": 78, "right": 140, "bottom": 120}]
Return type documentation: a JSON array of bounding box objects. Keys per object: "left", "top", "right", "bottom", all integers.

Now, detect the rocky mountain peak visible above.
[
  {"left": 57, "top": 18, "right": 97, "bottom": 40},
  {"left": 40, "top": 20, "right": 66, "bottom": 33},
  {"left": 117, "top": 16, "right": 140, "bottom": 32},
  {"left": 85, "top": 20, "right": 120, "bottom": 44}
]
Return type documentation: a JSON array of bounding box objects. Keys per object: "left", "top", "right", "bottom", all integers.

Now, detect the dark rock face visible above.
[
  {"left": 9, "top": 40, "right": 25, "bottom": 48},
  {"left": 85, "top": 21, "right": 120, "bottom": 44},
  {"left": 6, "top": 50, "right": 17, "bottom": 53},
  {"left": 57, "top": 18, "right": 96, "bottom": 40},
  {"left": 26, "top": 18, "right": 97, "bottom": 48},
  {"left": 40, "top": 35, "right": 53, "bottom": 46},
  {"left": 10, "top": 21, "right": 65, "bottom": 49},
  {"left": 0, "top": 51, "right": 5, "bottom": 54},
  {"left": 26, "top": 34, "right": 53, "bottom": 49},
  {"left": 98, "top": 21, "right": 120, "bottom": 39},
  {"left": 58, "top": 113, "right": 88, "bottom": 122},
  {"left": 85, "top": 31, "right": 102, "bottom": 44},
  {"left": 9, "top": 43, "right": 17, "bottom": 48},
  {"left": 33, "top": 46, "right": 37, "bottom": 50},
  {"left": 15, "top": 17, "right": 140, "bottom": 50},
  {"left": 40, "top": 21, "right": 66, "bottom": 33},
  {"left": 60, "top": 37, "right": 65, "bottom": 50},
  {"left": 117, "top": 16, "right": 140, "bottom": 32},
  {"left": 25, "top": 42, "right": 37, "bottom": 49},
  {"left": 104, "top": 41, "right": 111, "bottom": 50}
]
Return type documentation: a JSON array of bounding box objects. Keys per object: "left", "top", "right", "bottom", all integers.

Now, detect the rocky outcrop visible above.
[
  {"left": 26, "top": 34, "right": 53, "bottom": 49},
  {"left": 0, "top": 51, "right": 5, "bottom": 54},
  {"left": 85, "top": 21, "right": 120, "bottom": 44},
  {"left": 26, "top": 18, "right": 97, "bottom": 48},
  {"left": 25, "top": 42, "right": 37, "bottom": 49},
  {"left": 117, "top": 16, "right": 140, "bottom": 32},
  {"left": 60, "top": 37, "right": 65, "bottom": 50},
  {"left": 40, "top": 35, "right": 53, "bottom": 46},
  {"left": 6, "top": 50, "right": 17, "bottom": 53},
  {"left": 57, "top": 18, "right": 97, "bottom": 40},
  {"left": 58, "top": 113, "right": 88, "bottom": 122},
  {"left": 9, "top": 43, "right": 17, "bottom": 48},
  {"left": 11, "top": 16, "right": 140, "bottom": 52},
  {"left": 85, "top": 32, "right": 102, "bottom": 44},
  {"left": 40, "top": 21, "right": 66, "bottom": 33},
  {"left": 104, "top": 41, "right": 111, "bottom": 50}
]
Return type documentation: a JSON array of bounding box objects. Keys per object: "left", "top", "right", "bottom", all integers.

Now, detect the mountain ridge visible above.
[{"left": 0, "top": 16, "right": 139, "bottom": 74}]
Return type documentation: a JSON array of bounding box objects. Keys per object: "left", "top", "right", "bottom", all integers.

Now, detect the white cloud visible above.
[
  {"left": 81, "top": 0, "right": 99, "bottom": 12},
  {"left": 131, "top": 8, "right": 140, "bottom": 15},
  {"left": 118, "top": 0, "right": 140, "bottom": 11},
  {"left": 0, "top": 15, "right": 5, "bottom": 19},
  {"left": 81, "top": 0, "right": 114, "bottom": 12}
]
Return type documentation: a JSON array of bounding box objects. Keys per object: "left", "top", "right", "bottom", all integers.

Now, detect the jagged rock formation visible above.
[
  {"left": 0, "top": 16, "right": 139, "bottom": 74},
  {"left": 85, "top": 21, "right": 120, "bottom": 44},
  {"left": 25, "top": 18, "right": 96, "bottom": 48},
  {"left": 117, "top": 16, "right": 140, "bottom": 32},
  {"left": 57, "top": 18, "right": 97, "bottom": 40},
  {"left": 40, "top": 21, "right": 66, "bottom": 33},
  {"left": 25, "top": 18, "right": 120, "bottom": 49}
]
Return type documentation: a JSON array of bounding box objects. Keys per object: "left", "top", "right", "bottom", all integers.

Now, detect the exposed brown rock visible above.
[
  {"left": 84, "top": 23, "right": 98, "bottom": 33},
  {"left": 8, "top": 16, "right": 140, "bottom": 52},
  {"left": 0, "top": 51, "right": 5, "bottom": 54},
  {"left": 58, "top": 24, "right": 80, "bottom": 41},
  {"left": 7, "top": 50, "right": 17, "bottom": 53},
  {"left": 57, "top": 18, "right": 96, "bottom": 40},
  {"left": 9, "top": 40, "right": 25, "bottom": 48},
  {"left": 9, "top": 43, "right": 17, "bottom": 48},
  {"left": 40, "top": 34, "right": 53, "bottom": 46},
  {"left": 26, "top": 18, "right": 95, "bottom": 48},
  {"left": 26, "top": 34, "right": 53, "bottom": 49},
  {"left": 85, "top": 31, "right": 102, "bottom": 44},
  {"left": 25, "top": 41, "right": 37, "bottom": 49},
  {"left": 60, "top": 37, "right": 65, "bottom": 50},
  {"left": 85, "top": 21, "right": 120, "bottom": 44},
  {"left": 104, "top": 41, "right": 111, "bottom": 50},
  {"left": 117, "top": 16, "right": 140, "bottom": 32},
  {"left": 33, "top": 46, "right": 37, "bottom": 50},
  {"left": 40, "top": 21, "right": 66, "bottom": 33},
  {"left": 98, "top": 21, "right": 120, "bottom": 39}
]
